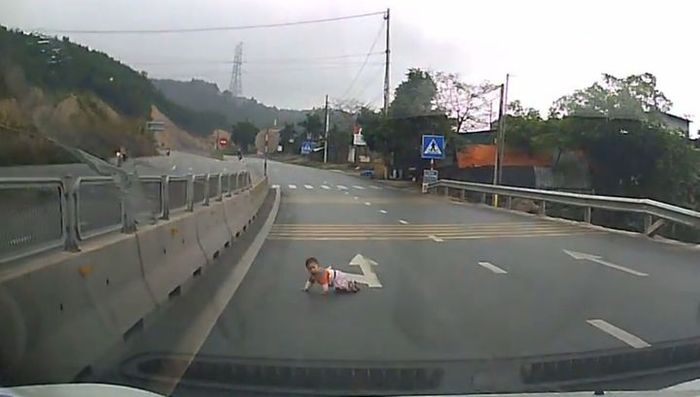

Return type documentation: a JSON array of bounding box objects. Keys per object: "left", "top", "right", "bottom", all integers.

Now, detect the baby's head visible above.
[{"left": 305, "top": 257, "right": 321, "bottom": 274}]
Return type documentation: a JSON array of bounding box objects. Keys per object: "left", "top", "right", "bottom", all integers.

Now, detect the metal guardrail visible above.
[
  {"left": 0, "top": 171, "right": 252, "bottom": 263},
  {"left": 428, "top": 179, "right": 700, "bottom": 235}
]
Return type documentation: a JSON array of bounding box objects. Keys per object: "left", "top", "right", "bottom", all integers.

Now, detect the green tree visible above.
[
  {"left": 298, "top": 112, "right": 324, "bottom": 139},
  {"left": 231, "top": 121, "right": 258, "bottom": 153}
]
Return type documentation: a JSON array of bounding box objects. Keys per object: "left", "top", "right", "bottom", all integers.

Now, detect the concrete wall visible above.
[{"left": 0, "top": 177, "right": 269, "bottom": 384}]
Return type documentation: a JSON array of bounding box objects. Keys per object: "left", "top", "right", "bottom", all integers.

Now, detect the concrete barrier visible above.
[
  {"left": 0, "top": 234, "right": 156, "bottom": 383},
  {"left": 137, "top": 215, "right": 208, "bottom": 305},
  {"left": 0, "top": 174, "right": 269, "bottom": 385},
  {"left": 194, "top": 202, "right": 231, "bottom": 262}
]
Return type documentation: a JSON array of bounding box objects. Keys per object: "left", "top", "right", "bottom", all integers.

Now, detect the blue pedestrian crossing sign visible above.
[
  {"left": 301, "top": 141, "right": 312, "bottom": 155},
  {"left": 421, "top": 134, "right": 445, "bottom": 160}
]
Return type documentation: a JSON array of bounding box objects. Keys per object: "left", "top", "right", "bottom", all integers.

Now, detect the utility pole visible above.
[
  {"left": 383, "top": 8, "right": 391, "bottom": 115},
  {"left": 492, "top": 83, "right": 505, "bottom": 187},
  {"left": 323, "top": 94, "right": 330, "bottom": 163},
  {"left": 497, "top": 74, "right": 510, "bottom": 185}
]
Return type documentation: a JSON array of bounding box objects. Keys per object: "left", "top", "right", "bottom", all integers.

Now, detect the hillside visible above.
[
  {"left": 152, "top": 79, "right": 306, "bottom": 128},
  {"left": 0, "top": 25, "right": 223, "bottom": 164}
]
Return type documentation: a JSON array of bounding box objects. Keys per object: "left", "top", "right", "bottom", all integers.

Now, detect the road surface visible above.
[{"left": 182, "top": 158, "right": 700, "bottom": 364}]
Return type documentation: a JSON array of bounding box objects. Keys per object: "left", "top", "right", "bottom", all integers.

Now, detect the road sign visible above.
[
  {"left": 301, "top": 141, "right": 312, "bottom": 155},
  {"left": 421, "top": 134, "right": 445, "bottom": 159},
  {"left": 218, "top": 137, "right": 228, "bottom": 147},
  {"left": 422, "top": 169, "right": 438, "bottom": 193}
]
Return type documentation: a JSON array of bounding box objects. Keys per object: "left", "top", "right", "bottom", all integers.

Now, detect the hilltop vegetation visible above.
[{"left": 152, "top": 78, "right": 306, "bottom": 129}]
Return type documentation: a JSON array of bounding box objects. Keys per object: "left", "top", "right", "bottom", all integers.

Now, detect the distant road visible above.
[{"left": 0, "top": 150, "right": 246, "bottom": 178}]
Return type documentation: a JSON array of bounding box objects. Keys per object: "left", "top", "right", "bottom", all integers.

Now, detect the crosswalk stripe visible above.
[
  {"left": 337, "top": 185, "right": 348, "bottom": 190},
  {"left": 288, "top": 184, "right": 297, "bottom": 189},
  {"left": 369, "top": 185, "right": 382, "bottom": 190},
  {"left": 304, "top": 184, "right": 314, "bottom": 189},
  {"left": 399, "top": 220, "right": 409, "bottom": 225},
  {"left": 379, "top": 210, "right": 388, "bottom": 214},
  {"left": 321, "top": 185, "right": 331, "bottom": 189},
  {"left": 478, "top": 261, "right": 508, "bottom": 274},
  {"left": 364, "top": 202, "right": 372, "bottom": 206},
  {"left": 271, "top": 184, "right": 280, "bottom": 189},
  {"left": 352, "top": 185, "right": 365, "bottom": 190}
]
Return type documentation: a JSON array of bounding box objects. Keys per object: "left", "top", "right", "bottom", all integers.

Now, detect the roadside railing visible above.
[
  {"left": 0, "top": 171, "right": 252, "bottom": 263},
  {"left": 428, "top": 179, "right": 700, "bottom": 239}
]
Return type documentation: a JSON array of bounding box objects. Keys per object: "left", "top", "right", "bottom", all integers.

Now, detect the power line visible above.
[
  {"left": 37, "top": 11, "right": 386, "bottom": 35},
  {"left": 338, "top": 19, "right": 386, "bottom": 103}
]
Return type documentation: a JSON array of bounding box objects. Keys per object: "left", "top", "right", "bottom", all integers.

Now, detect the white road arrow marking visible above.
[
  {"left": 478, "top": 261, "right": 508, "bottom": 274},
  {"left": 587, "top": 319, "right": 651, "bottom": 348},
  {"left": 563, "top": 250, "right": 648, "bottom": 277},
  {"left": 348, "top": 254, "right": 382, "bottom": 287}
]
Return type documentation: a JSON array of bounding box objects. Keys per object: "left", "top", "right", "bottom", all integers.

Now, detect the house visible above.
[{"left": 657, "top": 112, "right": 691, "bottom": 138}]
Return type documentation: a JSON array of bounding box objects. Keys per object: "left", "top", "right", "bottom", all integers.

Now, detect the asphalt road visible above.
[{"left": 186, "top": 158, "right": 700, "bottom": 367}]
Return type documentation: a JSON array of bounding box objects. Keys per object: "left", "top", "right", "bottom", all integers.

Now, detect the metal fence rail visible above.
[
  {"left": 428, "top": 179, "right": 700, "bottom": 237},
  {"left": 0, "top": 178, "right": 65, "bottom": 262},
  {"left": 0, "top": 171, "right": 253, "bottom": 263}
]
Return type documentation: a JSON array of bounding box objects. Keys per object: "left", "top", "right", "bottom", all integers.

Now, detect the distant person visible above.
[
  {"left": 303, "top": 257, "right": 360, "bottom": 295},
  {"left": 237, "top": 149, "right": 243, "bottom": 160}
]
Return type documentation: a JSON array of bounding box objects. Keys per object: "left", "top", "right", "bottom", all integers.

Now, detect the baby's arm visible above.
[
  {"left": 303, "top": 276, "right": 314, "bottom": 291},
  {"left": 321, "top": 283, "right": 329, "bottom": 294}
]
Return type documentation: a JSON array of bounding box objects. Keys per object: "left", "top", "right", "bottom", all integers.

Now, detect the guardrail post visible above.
[
  {"left": 216, "top": 174, "right": 224, "bottom": 201},
  {"left": 203, "top": 174, "right": 211, "bottom": 206},
  {"left": 643, "top": 214, "right": 653, "bottom": 232},
  {"left": 480, "top": 193, "right": 487, "bottom": 204},
  {"left": 161, "top": 175, "right": 170, "bottom": 220},
  {"left": 121, "top": 175, "right": 137, "bottom": 234},
  {"left": 226, "top": 174, "right": 233, "bottom": 197},
  {"left": 538, "top": 200, "right": 547, "bottom": 216},
  {"left": 460, "top": 189, "right": 466, "bottom": 201},
  {"left": 186, "top": 174, "right": 195, "bottom": 212},
  {"left": 62, "top": 176, "right": 81, "bottom": 252},
  {"left": 443, "top": 186, "right": 449, "bottom": 197},
  {"left": 584, "top": 207, "right": 592, "bottom": 223},
  {"left": 506, "top": 196, "right": 513, "bottom": 209}
]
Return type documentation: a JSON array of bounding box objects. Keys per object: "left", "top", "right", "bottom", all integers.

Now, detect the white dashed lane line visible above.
[
  {"left": 379, "top": 209, "right": 387, "bottom": 214},
  {"left": 477, "top": 261, "right": 508, "bottom": 274},
  {"left": 399, "top": 220, "right": 409, "bottom": 225},
  {"left": 586, "top": 319, "right": 651, "bottom": 349},
  {"left": 364, "top": 202, "right": 371, "bottom": 206}
]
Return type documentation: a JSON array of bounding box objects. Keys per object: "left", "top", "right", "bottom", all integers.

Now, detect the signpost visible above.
[
  {"left": 301, "top": 141, "right": 312, "bottom": 155},
  {"left": 420, "top": 134, "right": 445, "bottom": 192}
]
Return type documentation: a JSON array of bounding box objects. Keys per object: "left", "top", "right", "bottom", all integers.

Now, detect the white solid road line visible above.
[
  {"left": 478, "top": 261, "right": 508, "bottom": 274},
  {"left": 304, "top": 184, "right": 314, "bottom": 189},
  {"left": 399, "top": 219, "right": 409, "bottom": 225},
  {"left": 428, "top": 234, "right": 444, "bottom": 242},
  {"left": 337, "top": 185, "right": 348, "bottom": 190},
  {"left": 587, "top": 319, "right": 651, "bottom": 349},
  {"left": 379, "top": 209, "right": 388, "bottom": 214},
  {"left": 288, "top": 184, "right": 297, "bottom": 189},
  {"left": 352, "top": 185, "right": 365, "bottom": 190},
  {"left": 364, "top": 202, "right": 371, "bottom": 206},
  {"left": 321, "top": 185, "right": 331, "bottom": 189}
]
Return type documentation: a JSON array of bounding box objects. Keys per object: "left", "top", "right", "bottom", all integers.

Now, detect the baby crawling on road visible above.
[{"left": 303, "top": 256, "right": 360, "bottom": 294}]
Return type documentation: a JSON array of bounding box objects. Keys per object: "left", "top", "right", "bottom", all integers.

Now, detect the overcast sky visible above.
[{"left": 2, "top": 0, "right": 697, "bottom": 134}]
